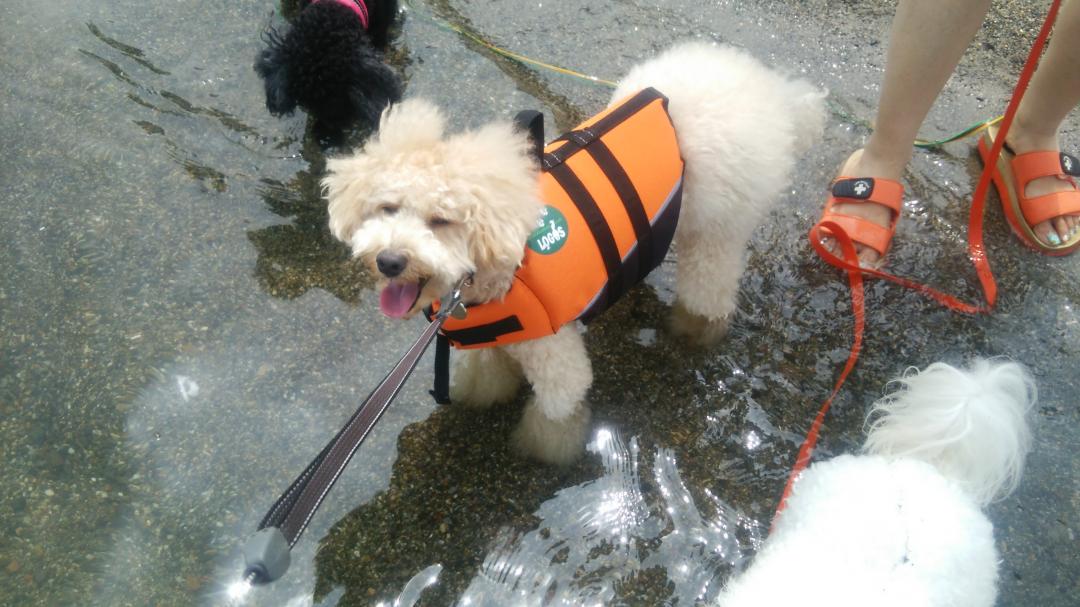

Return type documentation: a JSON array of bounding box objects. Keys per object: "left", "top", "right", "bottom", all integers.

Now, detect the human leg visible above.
[
  {"left": 1005, "top": 0, "right": 1080, "bottom": 245},
  {"left": 823, "top": 0, "right": 992, "bottom": 266}
]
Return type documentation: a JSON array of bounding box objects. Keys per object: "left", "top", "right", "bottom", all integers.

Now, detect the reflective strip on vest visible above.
[{"left": 437, "top": 88, "right": 684, "bottom": 349}]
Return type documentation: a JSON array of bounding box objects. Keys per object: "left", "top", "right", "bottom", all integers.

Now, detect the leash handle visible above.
[{"left": 244, "top": 278, "right": 468, "bottom": 584}]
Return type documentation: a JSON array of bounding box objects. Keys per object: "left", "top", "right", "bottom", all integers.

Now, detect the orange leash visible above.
[{"left": 774, "top": 0, "right": 1063, "bottom": 522}]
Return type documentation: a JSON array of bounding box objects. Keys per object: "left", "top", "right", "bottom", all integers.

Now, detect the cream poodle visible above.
[
  {"left": 718, "top": 360, "right": 1035, "bottom": 607},
  {"left": 323, "top": 42, "right": 825, "bottom": 464}
]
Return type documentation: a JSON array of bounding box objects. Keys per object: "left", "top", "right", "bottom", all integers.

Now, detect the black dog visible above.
[{"left": 255, "top": 0, "right": 400, "bottom": 132}]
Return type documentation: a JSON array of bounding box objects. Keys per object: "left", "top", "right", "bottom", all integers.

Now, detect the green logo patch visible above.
[{"left": 527, "top": 205, "right": 569, "bottom": 255}]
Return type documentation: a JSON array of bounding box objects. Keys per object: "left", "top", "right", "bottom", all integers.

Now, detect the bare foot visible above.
[
  {"left": 821, "top": 149, "right": 903, "bottom": 267},
  {"left": 1004, "top": 128, "right": 1080, "bottom": 246}
]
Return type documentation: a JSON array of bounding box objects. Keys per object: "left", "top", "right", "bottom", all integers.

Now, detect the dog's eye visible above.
[
  {"left": 428, "top": 217, "right": 453, "bottom": 228},
  {"left": 379, "top": 205, "right": 399, "bottom": 216}
]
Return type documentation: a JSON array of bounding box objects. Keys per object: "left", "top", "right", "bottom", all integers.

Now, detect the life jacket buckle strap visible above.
[{"left": 568, "top": 128, "right": 597, "bottom": 147}]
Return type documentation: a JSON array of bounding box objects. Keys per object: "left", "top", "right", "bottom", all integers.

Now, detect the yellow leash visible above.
[
  {"left": 409, "top": 1, "right": 1002, "bottom": 146},
  {"left": 404, "top": 0, "right": 616, "bottom": 88}
]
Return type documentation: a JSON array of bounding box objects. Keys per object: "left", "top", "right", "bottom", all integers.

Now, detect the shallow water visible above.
[{"left": 1, "top": 0, "right": 1077, "bottom": 605}]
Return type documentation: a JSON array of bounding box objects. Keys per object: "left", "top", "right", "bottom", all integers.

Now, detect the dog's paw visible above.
[
  {"left": 670, "top": 300, "right": 731, "bottom": 347},
  {"left": 511, "top": 400, "right": 591, "bottom": 465},
  {"left": 450, "top": 348, "right": 523, "bottom": 408}
]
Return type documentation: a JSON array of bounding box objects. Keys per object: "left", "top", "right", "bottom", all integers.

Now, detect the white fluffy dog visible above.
[
  {"left": 718, "top": 360, "right": 1036, "bottom": 607},
  {"left": 322, "top": 42, "right": 825, "bottom": 464}
]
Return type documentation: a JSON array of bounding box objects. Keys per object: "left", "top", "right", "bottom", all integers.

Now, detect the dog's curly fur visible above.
[
  {"left": 323, "top": 42, "right": 825, "bottom": 464},
  {"left": 718, "top": 360, "right": 1035, "bottom": 607},
  {"left": 255, "top": 0, "right": 400, "bottom": 131}
]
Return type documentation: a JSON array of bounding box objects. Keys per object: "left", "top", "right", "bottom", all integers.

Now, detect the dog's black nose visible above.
[{"left": 375, "top": 251, "right": 408, "bottom": 278}]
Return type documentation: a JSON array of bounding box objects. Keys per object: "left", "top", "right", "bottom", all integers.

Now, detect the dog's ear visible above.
[
  {"left": 447, "top": 122, "right": 542, "bottom": 272},
  {"left": 254, "top": 28, "right": 297, "bottom": 116},
  {"left": 372, "top": 99, "right": 446, "bottom": 152},
  {"left": 322, "top": 154, "right": 375, "bottom": 245},
  {"left": 343, "top": 49, "right": 403, "bottom": 126},
  {"left": 468, "top": 196, "right": 540, "bottom": 272}
]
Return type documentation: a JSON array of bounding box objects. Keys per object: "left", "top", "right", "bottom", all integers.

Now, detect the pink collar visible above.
[{"left": 320, "top": 0, "right": 370, "bottom": 30}]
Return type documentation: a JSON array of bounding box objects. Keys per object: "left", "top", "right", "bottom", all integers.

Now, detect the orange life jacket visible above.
[{"left": 430, "top": 87, "right": 684, "bottom": 350}]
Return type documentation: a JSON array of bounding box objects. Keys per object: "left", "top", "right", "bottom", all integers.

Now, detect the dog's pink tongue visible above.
[{"left": 379, "top": 282, "right": 420, "bottom": 318}]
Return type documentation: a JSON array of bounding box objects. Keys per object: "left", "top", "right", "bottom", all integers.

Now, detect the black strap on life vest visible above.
[
  {"left": 428, "top": 314, "right": 527, "bottom": 403},
  {"left": 545, "top": 88, "right": 674, "bottom": 322},
  {"left": 542, "top": 87, "right": 665, "bottom": 170},
  {"left": 584, "top": 139, "right": 655, "bottom": 284},
  {"left": 515, "top": 109, "right": 545, "bottom": 164},
  {"left": 437, "top": 314, "right": 527, "bottom": 346},
  {"left": 548, "top": 162, "right": 626, "bottom": 313},
  {"left": 430, "top": 332, "right": 451, "bottom": 404}
]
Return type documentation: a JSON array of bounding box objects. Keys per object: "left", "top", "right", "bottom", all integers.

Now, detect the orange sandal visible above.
[
  {"left": 815, "top": 177, "right": 904, "bottom": 268},
  {"left": 977, "top": 125, "right": 1080, "bottom": 256}
]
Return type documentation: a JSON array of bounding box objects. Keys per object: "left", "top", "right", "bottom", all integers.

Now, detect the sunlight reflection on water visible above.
[{"left": 450, "top": 427, "right": 763, "bottom": 606}]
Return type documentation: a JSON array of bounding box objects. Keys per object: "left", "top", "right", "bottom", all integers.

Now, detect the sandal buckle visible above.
[
  {"left": 832, "top": 178, "right": 875, "bottom": 200},
  {"left": 1061, "top": 153, "right": 1079, "bottom": 177}
]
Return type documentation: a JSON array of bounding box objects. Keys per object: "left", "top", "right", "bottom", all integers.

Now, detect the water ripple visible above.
[{"left": 456, "top": 428, "right": 763, "bottom": 606}]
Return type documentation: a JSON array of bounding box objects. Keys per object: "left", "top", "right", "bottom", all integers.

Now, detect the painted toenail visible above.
[{"left": 1047, "top": 231, "right": 1061, "bottom": 245}]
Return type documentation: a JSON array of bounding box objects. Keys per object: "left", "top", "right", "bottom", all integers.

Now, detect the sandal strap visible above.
[
  {"left": 1018, "top": 191, "right": 1080, "bottom": 227},
  {"left": 830, "top": 178, "right": 904, "bottom": 214},
  {"left": 1012, "top": 151, "right": 1079, "bottom": 183},
  {"left": 820, "top": 177, "right": 904, "bottom": 256},
  {"left": 1009, "top": 151, "right": 1080, "bottom": 226},
  {"left": 818, "top": 213, "right": 894, "bottom": 256}
]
